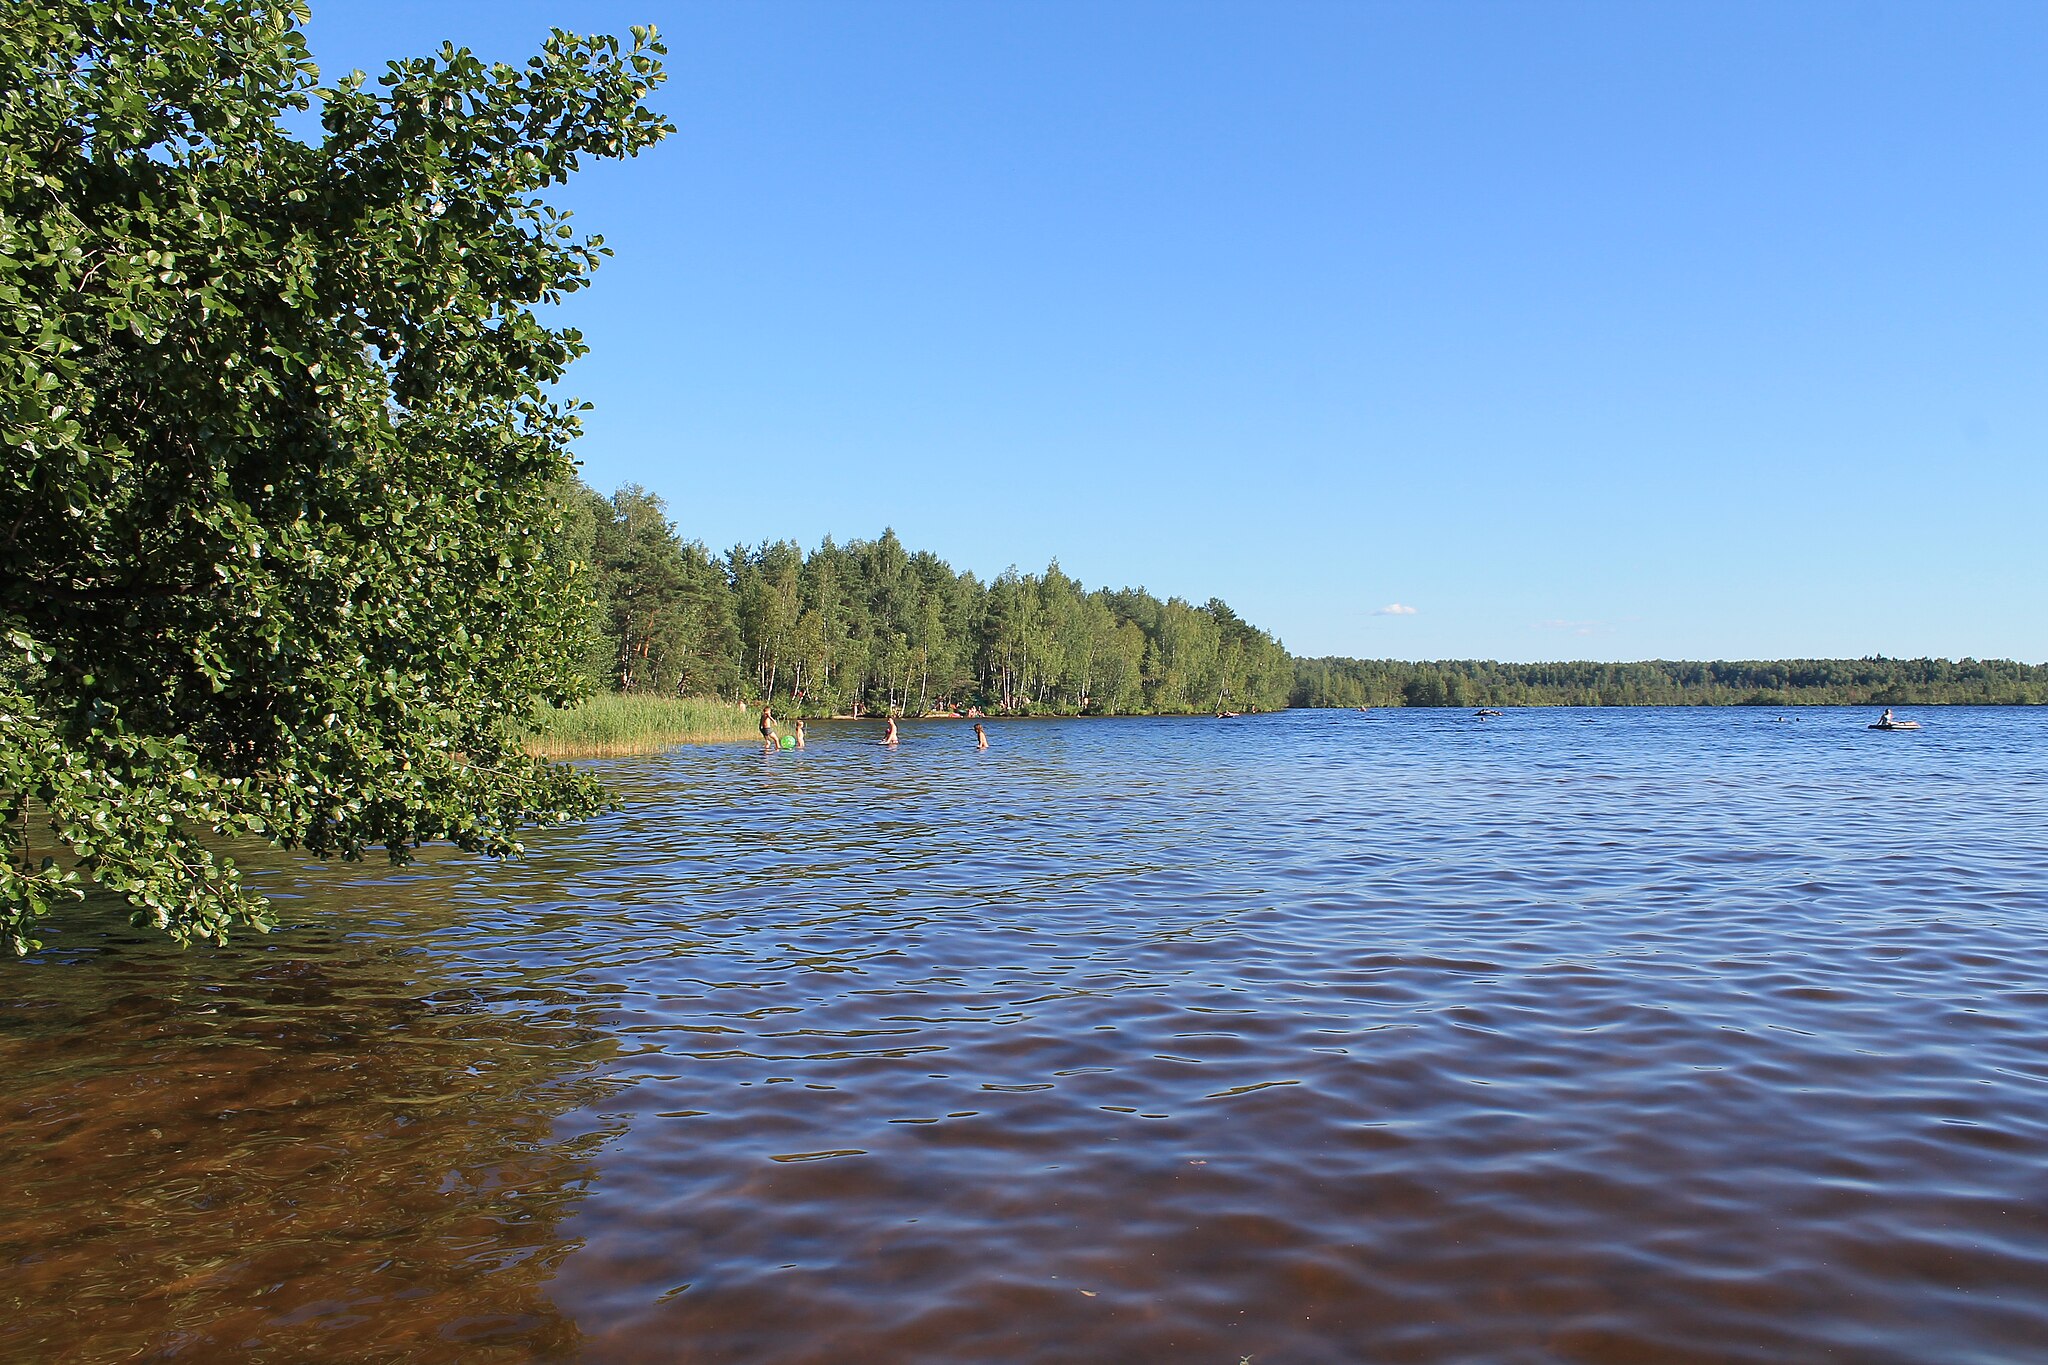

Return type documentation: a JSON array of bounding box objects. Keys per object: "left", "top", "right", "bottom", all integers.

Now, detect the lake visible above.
[{"left": 5, "top": 707, "right": 2047, "bottom": 1362}]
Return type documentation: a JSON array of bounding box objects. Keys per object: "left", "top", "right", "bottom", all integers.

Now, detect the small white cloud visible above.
[{"left": 1373, "top": 603, "right": 1418, "bottom": 616}]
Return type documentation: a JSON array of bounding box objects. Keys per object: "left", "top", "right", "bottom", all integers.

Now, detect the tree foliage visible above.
[
  {"left": 1, "top": 1, "right": 671, "bottom": 952},
  {"left": 1293, "top": 656, "right": 2048, "bottom": 708},
  {"left": 561, "top": 480, "right": 1296, "bottom": 718}
]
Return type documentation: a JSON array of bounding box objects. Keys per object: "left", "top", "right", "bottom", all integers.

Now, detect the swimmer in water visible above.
[
  {"left": 883, "top": 715, "right": 899, "bottom": 746},
  {"left": 974, "top": 721, "right": 987, "bottom": 750},
  {"left": 793, "top": 719, "right": 805, "bottom": 749}
]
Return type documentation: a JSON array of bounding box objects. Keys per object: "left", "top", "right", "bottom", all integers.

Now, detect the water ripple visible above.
[{"left": 4, "top": 707, "right": 2048, "bottom": 1361}]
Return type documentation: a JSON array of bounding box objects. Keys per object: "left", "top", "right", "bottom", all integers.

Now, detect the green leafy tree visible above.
[
  {"left": 1, "top": 1, "right": 672, "bottom": 952},
  {"left": 593, "top": 485, "right": 700, "bottom": 693},
  {"left": 554, "top": 476, "right": 1301, "bottom": 721},
  {"left": 545, "top": 476, "right": 619, "bottom": 691}
]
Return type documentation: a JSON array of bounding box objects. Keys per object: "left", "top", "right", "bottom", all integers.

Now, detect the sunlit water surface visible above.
[{"left": 6, "top": 708, "right": 2047, "bottom": 1362}]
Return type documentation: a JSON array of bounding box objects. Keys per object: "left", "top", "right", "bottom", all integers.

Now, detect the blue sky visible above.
[{"left": 302, "top": 2, "right": 2046, "bottom": 662}]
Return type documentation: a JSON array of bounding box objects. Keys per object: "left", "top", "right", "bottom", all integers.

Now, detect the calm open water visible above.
[{"left": 5, "top": 707, "right": 2047, "bottom": 1363}]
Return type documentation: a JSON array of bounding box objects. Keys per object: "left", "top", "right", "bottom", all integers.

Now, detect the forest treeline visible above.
[
  {"left": 1292, "top": 656, "right": 2048, "bottom": 708},
  {"left": 556, "top": 481, "right": 1295, "bottom": 716},
  {"left": 560, "top": 480, "right": 2044, "bottom": 717}
]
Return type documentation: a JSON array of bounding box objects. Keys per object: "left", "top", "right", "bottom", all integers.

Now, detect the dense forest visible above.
[
  {"left": 555, "top": 481, "right": 1296, "bottom": 716},
  {"left": 557, "top": 480, "right": 2045, "bottom": 717},
  {"left": 1292, "top": 656, "right": 2048, "bottom": 708}
]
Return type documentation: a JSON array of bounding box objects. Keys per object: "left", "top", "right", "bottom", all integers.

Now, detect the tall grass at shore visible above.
[{"left": 523, "top": 694, "right": 763, "bottom": 757}]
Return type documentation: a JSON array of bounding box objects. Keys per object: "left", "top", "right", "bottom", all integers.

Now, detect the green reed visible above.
[{"left": 522, "top": 695, "right": 766, "bottom": 757}]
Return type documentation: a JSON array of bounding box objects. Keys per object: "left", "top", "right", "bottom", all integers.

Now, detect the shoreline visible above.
[{"left": 524, "top": 699, "right": 2015, "bottom": 759}]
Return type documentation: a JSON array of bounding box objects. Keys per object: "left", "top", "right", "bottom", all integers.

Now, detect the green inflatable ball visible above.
[{"left": 779, "top": 734, "right": 797, "bottom": 749}]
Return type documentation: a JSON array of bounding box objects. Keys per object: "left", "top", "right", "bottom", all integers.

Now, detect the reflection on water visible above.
[{"left": 7, "top": 708, "right": 2048, "bottom": 1361}]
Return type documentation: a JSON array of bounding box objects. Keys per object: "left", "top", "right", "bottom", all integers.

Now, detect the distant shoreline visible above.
[
  {"left": 1292, "top": 655, "right": 2048, "bottom": 709},
  {"left": 1303, "top": 699, "right": 2041, "bottom": 709}
]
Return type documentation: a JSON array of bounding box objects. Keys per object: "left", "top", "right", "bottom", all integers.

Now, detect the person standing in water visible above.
[
  {"left": 793, "top": 719, "right": 806, "bottom": 749},
  {"left": 759, "top": 704, "right": 777, "bottom": 750},
  {"left": 883, "top": 715, "right": 899, "bottom": 746},
  {"left": 973, "top": 721, "right": 987, "bottom": 750}
]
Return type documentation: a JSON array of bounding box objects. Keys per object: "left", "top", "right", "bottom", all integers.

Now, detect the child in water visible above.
[
  {"left": 793, "top": 719, "right": 806, "bottom": 749},
  {"left": 973, "top": 721, "right": 987, "bottom": 750},
  {"left": 883, "top": 716, "right": 899, "bottom": 746},
  {"left": 759, "top": 704, "right": 777, "bottom": 750}
]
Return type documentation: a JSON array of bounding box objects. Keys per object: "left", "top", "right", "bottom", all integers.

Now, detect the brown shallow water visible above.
[{"left": 5, "top": 707, "right": 2048, "bottom": 1362}]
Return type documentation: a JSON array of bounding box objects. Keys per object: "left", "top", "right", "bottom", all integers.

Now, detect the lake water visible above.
[{"left": 5, "top": 707, "right": 2047, "bottom": 1362}]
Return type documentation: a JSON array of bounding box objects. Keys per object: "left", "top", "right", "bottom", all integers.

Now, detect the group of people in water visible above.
[
  {"left": 759, "top": 706, "right": 987, "bottom": 751},
  {"left": 756, "top": 706, "right": 804, "bottom": 748}
]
